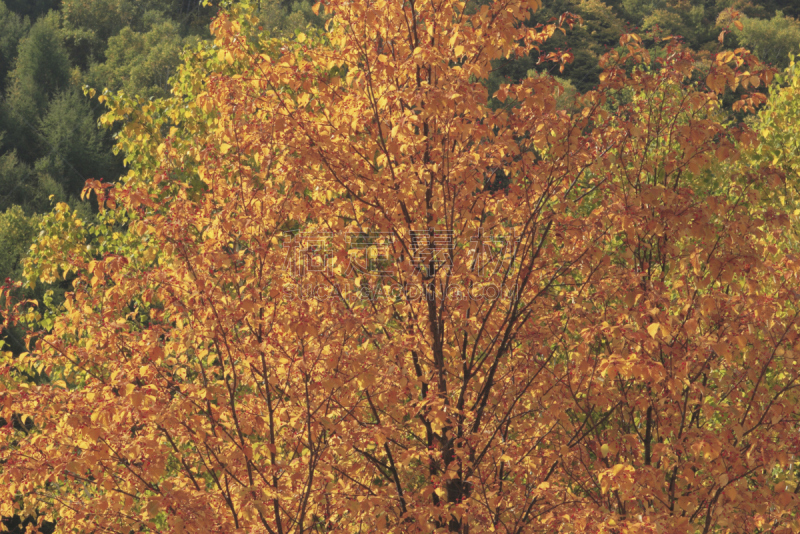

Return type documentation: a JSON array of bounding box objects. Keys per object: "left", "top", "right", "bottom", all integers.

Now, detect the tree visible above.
[
  {"left": 61, "top": 0, "right": 206, "bottom": 68},
  {"left": 1, "top": 1, "right": 796, "bottom": 533},
  {"left": 730, "top": 0, "right": 800, "bottom": 21},
  {"left": 0, "top": 1, "right": 29, "bottom": 96},
  {"left": 35, "top": 89, "right": 116, "bottom": 199},
  {"left": 62, "top": 0, "right": 182, "bottom": 44},
  {"left": 621, "top": 0, "right": 720, "bottom": 48},
  {"left": 85, "top": 11, "right": 200, "bottom": 99},
  {"left": 0, "top": 206, "right": 38, "bottom": 285},
  {"left": 490, "top": 0, "right": 627, "bottom": 95},
  {"left": 252, "top": 0, "right": 326, "bottom": 36},
  {"left": 2, "top": 12, "right": 72, "bottom": 163},
  {"left": 730, "top": 11, "right": 800, "bottom": 69},
  {"left": 0, "top": 0, "right": 59, "bottom": 20},
  {"left": 0, "top": 138, "right": 73, "bottom": 216},
  {"left": 0, "top": 147, "right": 35, "bottom": 213},
  {"left": 748, "top": 54, "right": 800, "bottom": 220}
]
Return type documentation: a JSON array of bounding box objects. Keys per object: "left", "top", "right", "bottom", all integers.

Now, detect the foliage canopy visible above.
[{"left": 1, "top": 1, "right": 800, "bottom": 533}]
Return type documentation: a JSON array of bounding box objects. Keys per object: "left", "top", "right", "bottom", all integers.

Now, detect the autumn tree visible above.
[{"left": 1, "top": 1, "right": 798, "bottom": 533}]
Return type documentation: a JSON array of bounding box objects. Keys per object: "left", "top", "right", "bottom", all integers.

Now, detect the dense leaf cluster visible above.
[
  {"left": 0, "top": 0, "right": 798, "bottom": 532},
  {"left": 0, "top": 0, "right": 799, "bottom": 532}
]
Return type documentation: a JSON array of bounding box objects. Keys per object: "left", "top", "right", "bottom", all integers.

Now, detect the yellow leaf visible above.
[{"left": 647, "top": 323, "right": 660, "bottom": 339}]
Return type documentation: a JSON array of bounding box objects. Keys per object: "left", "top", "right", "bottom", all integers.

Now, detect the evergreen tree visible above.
[
  {"left": 0, "top": 147, "right": 34, "bottom": 213},
  {"left": 0, "top": 1, "right": 29, "bottom": 95},
  {"left": 3, "top": 12, "right": 71, "bottom": 163},
  {"left": 35, "top": 89, "right": 115, "bottom": 198}
]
